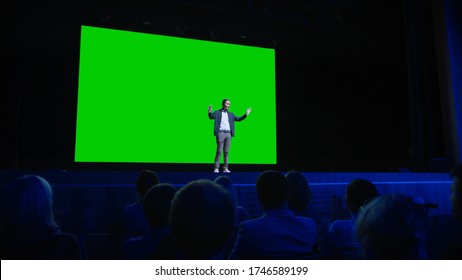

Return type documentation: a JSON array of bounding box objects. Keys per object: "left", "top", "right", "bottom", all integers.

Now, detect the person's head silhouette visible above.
[{"left": 170, "top": 179, "right": 235, "bottom": 259}]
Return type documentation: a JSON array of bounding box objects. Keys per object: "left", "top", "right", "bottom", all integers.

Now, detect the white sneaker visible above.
[
  {"left": 223, "top": 168, "right": 231, "bottom": 173},
  {"left": 214, "top": 169, "right": 219, "bottom": 173}
]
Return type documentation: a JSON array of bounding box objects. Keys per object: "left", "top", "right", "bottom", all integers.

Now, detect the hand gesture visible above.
[
  {"left": 246, "top": 107, "right": 252, "bottom": 115},
  {"left": 208, "top": 105, "right": 212, "bottom": 113}
]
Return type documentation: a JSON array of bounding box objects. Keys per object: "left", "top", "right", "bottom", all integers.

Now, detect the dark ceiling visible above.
[{"left": 4, "top": 0, "right": 404, "bottom": 60}]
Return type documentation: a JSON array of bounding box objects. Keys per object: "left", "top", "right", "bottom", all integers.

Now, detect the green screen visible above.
[{"left": 75, "top": 25, "right": 277, "bottom": 164}]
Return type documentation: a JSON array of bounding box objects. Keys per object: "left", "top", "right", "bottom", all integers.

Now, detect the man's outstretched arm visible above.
[
  {"left": 208, "top": 105, "right": 215, "bottom": 119},
  {"left": 236, "top": 107, "right": 251, "bottom": 121}
]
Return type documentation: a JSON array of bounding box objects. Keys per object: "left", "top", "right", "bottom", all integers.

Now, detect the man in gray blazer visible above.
[{"left": 208, "top": 99, "right": 251, "bottom": 173}]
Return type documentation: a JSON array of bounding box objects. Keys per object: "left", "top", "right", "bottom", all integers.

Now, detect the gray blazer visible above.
[{"left": 208, "top": 109, "right": 247, "bottom": 137}]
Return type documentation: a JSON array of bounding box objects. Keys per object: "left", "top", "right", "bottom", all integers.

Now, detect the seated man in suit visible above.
[
  {"left": 324, "top": 178, "right": 378, "bottom": 259},
  {"left": 121, "top": 170, "right": 160, "bottom": 237},
  {"left": 120, "top": 183, "right": 177, "bottom": 259},
  {"left": 228, "top": 170, "right": 317, "bottom": 259}
]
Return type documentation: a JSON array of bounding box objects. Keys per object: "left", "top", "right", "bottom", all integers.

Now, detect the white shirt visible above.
[{"left": 220, "top": 111, "right": 231, "bottom": 131}]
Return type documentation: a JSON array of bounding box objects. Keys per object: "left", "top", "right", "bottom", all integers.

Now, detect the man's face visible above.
[
  {"left": 450, "top": 177, "right": 462, "bottom": 221},
  {"left": 223, "top": 101, "right": 230, "bottom": 111}
]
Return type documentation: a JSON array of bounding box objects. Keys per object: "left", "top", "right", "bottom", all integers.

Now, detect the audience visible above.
[
  {"left": 121, "top": 169, "right": 159, "bottom": 237},
  {"left": 120, "top": 183, "right": 177, "bottom": 259},
  {"left": 355, "top": 193, "right": 429, "bottom": 259},
  {"left": 4, "top": 167, "right": 460, "bottom": 260},
  {"left": 0, "top": 175, "right": 80, "bottom": 259},
  {"left": 228, "top": 170, "right": 317, "bottom": 259},
  {"left": 285, "top": 170, "right": 313, "bottom": 218},
  {"left": 169, "top": 179, "right": 235, "bottom": 259},
  {"left": 324, "top": 179, "right": 378, "bottom": 258}
]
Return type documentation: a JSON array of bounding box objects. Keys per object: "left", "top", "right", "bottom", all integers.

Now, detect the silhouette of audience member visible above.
[
  {"left": 285, "top": 170, "right": 313, "bottom": 218},
  {"left": 439, "top": 164, "right": 462, "bottom": 259},
  {"left": 355, "top": 193, "right": 429, "bottom": 259},
  {"left": 213, "top": 175, "right": 250, "bottom": 258},
  {"left": 0, "top": 175, "right": 80, "bottom": 259},
  {"left": 213, "top": 176, "right": 249, "bottom": 226},
  {"left": 122, "top": 170, "right": 159, "bottom": 236},
  {"left": 120, "top": 183, "right": 177, "bottom": 259},
  {"left": 228, "top": 170, "right": 317, "bottom": 259},
  {"left": 169, "top": 179, "right": 235, "bottom": 259},
  {"left": 325, "top": 179, "right": 378, "bottom": 258}
]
